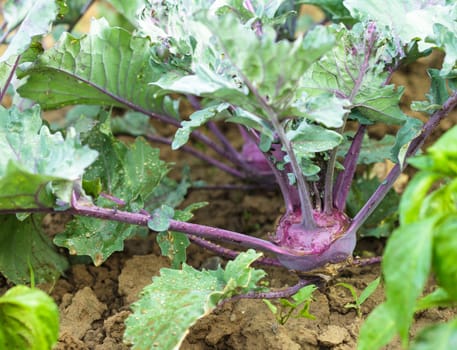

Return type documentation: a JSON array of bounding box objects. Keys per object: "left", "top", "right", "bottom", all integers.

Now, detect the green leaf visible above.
[
  {"left": 104, "top": 0, "right": 144, "bottom": 26},
  {"left": 433, "top": 215, "right": 457, "bottom": 298},
  {"left": 0, "top": 215, "right": 68, "bottom": 284},
  {"left": 54, "top": 123, "right": 169, "bottom": 266},
  {"left": 354, "top": 85, "right": 408, "bottom": 125},
  {"left": 0, "top": 285, "right": 59, "bottom": 350},
  {"left": 357, "top": 303, "right": 396, "bottom": 350},
  {"left": 337, "top": 133, "right": 396, "bottom": 165},
  {"left": 111, "top": 111, "right": 156, "bottom": 137},
  {"left": 410, "top": 318, "right": 457, "bottom": 350},
  {"left": 298, "top": 0, "right": 354, "bottom": 24},
  {"left": 359, "top": 277, "right": 381, "bottom": 305},
  {"left": 1, "top": 0, "right": 57, "bottom": 62},
  {"left": 382, "top": 219, "right": 435, "bottom": 346},
  {"left": 148, "top": 205, "right": 175, "bottom": 232},
  {"left": 0, "top": 106, "right": 98, "bottom": 209},
  {"left": 343, "top": 0, "right": 457, "bottom": 52},
  {"left": 346, "top": 177, "right": 399, "bottom": 238},
  {"left": 390, "top": 117, "right": 423, "bottom": 167},
  {"left": 124, "top": 250, "right": 264, "bottom": 350},
  {"left": 18, "top": 18, "right": 170, "bottom": 114},
  {"left": 157, "top": 231, "right": 190, "bottom": 269},
  {"left": 292, "top": 284, "right": 318, "bottom": 303},
  {"left": 288, "top": 122, "right": 343, "bottom": 153},
  {"left": 399, "top": 171, "right": 441, "bottom": 225},
  {"left": 416, "top": 288, "right": 456, "bottom": 311},
  {"left": 288, "top": 92, "right": 349, "bottom": 128},
  {"left": 432, "top": 23, "right": 457, "bottom": 75},
  {"left": 172, "top": 103, "right": 230, "bottom": 149},
  {"left": 412, "top": 69, "right": 450, "bottom": 113}
]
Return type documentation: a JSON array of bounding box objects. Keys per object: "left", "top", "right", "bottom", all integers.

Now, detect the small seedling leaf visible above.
[{"left": 358, "top": 277, "right": 381, "bottom": 305}]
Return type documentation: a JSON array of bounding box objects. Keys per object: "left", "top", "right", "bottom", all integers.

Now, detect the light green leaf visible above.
[
  {"left": 18, "top": 18, "right": 170, "bottom": 114},
  {"left": 111, "top": 111, "right": 156, "bottom": 137},
  {"left": 0, "top": 215, "right": 68, "bottom": 284},
  {"left": 289, "top": 92, "right": 349, "bottom": 127},
  {"left": 1, "top": 0, "right": 57, "bottom": 62},
  {"left": 399, "top": 171, "right": 441, "bottom": 225},
  {"left": 105, "top": 0, "right": 144, "bottom": 26},
  {"left": 390, "top": 117, "right": 422, "bottom": 167},
  {"left": 343, "top": 0, "right": 457, "bottom": 52},
  {"left": 0, "top": 105, "right": 98, "bottom": 209},
  {"left": 354, "top": 85, "right": 408, "bottom": 125},
  {"left": 124, "top": 250, "right": 264, "bottom": 350},
  {"left": 288, "top": 122, "right": 343, "bottom": 153},
  {"left": 357, "top": 303, "right": 396, "bottom": 350},
  {"left": 359, "top": 277, "right": 381, "bottom": 305},
  {"left": 172, "top": 103, "right": 230, "bottom": 149},
  {"left": 382, "top": 219, "right": 435, "bottom": 346},
  {"left": 410, "top": 318, "right": 457, "bottom": 350},
  {"left": 157, "top": 231, "right": 190, "bottom": 269},
  {"left": 148, "top": 205, "right": 175, "bottom": 232},
  {"left": 416, "top": 288, "right": 456, "bottom": 311},
  {"left": 0, "top": 285, "right": 59, "bottom": 350},
  {"left": 433, "top": 215, "right": 457, "bottom": 298}
]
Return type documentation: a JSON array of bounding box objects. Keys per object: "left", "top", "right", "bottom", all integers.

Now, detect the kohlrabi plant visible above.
[{"left": 1, "top": 0, "right": 457, "bottom": 349}]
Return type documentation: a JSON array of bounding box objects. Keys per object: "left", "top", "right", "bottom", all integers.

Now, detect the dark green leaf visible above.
[{"left": 0, "top": 215, "right": 68, "bottom": 284}]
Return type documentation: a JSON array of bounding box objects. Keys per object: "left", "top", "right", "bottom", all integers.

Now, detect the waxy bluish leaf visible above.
[
  {"left": 172, "top": 103, "right": 230, "bottom": 149},
  {"left": 18, "top": 18, "right": 172, "bottom": 114},
  {"left": 124, "top": 250, "right": 265, "bottom": 350},
  {"left": 1, "top": 0, "right": 57, "bottom": 62},
  {"left": 0, "top": 285, "right": 59, "bottom": 350},
  {"left": 0, "top": 105, "right": 98, "bottom": 209},
  {"left": 54, "top": 121, "right": 169, "bottom": 265},
  {"left": 0, "top": 215, "right": 68, "bottom": 284},
  {"left": 343, "top": 0, "right": 457, "bottom": 53}
]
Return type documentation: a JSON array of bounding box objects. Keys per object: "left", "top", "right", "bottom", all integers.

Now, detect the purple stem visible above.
[
  {"left": 186, "top": 94, "right": 243, "bottom": 165},
  {"left": 222, "top": 278, "right": 317, "bottom": 305},
  {"left": 348, "top": 90, "right": 457, "bottom": 235},
  {"left": 139, "top": 133, "right": 245, "bottom": 178},
  {"left": 0, "top": 55, "right": 20, "bottom": 104},
  {"left": 65, "top": 192, "right": 309, "bottom": 257},
  {"left": 188, "top": 235, "right": 282, "bottom": 267},
  {"left": 99, "top": 192, "right": 126, "bottom": 206},
  {"left": 324, "top": 22, "right": 378, "bottom": 212},
  {"left": 333, "top": 124, "right": 366, "bottom": 211}
]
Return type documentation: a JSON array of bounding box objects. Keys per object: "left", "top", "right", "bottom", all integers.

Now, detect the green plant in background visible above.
[
  {"left": 358, "top": 125, "right": 457, "bottom": 349},
  {"left": 263, "top": 284, "right": 318, "bottom": 325},
  {"left": 0, "top": 285, "right": 59, "bottom": 349},
  {"left": 336, "top": 277, "right": 380, "bottom": 317}
]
